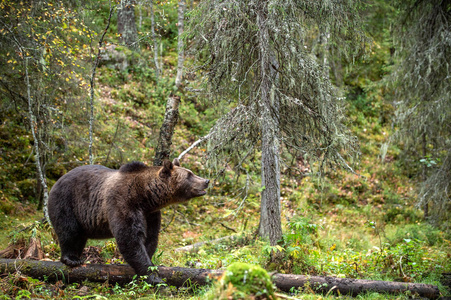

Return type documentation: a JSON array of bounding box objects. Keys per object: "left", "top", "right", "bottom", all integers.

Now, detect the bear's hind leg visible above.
[{"left": 58, "top": 231, "right": 87, "bottom": 267}]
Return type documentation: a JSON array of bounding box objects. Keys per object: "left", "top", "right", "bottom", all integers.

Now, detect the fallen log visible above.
[
  {"left": 0, "top": 258, "right": 221, "bottom": 287},
  {"left": 0, "top": 259, "right": 440, "bottom": 299}
]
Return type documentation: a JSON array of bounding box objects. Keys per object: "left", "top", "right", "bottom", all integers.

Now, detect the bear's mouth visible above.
[{"left": 195, "top": 189, "right": 207, "bottom": 196}]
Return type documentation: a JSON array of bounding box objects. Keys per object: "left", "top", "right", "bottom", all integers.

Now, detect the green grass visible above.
[{"left": 1, "top": 183, "right": 449, "bottom": 299}]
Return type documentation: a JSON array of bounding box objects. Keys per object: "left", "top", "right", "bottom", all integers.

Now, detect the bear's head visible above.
[{"left": 159, "top": 158, "right": 210, "bottom": 203}]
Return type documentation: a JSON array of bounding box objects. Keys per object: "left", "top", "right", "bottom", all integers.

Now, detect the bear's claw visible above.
[
  {"left": 61, "top": 256, "right": 84, "bottom": 267},
  {"left": 146, "top": 273, "right": 165, "bottom": 286}
]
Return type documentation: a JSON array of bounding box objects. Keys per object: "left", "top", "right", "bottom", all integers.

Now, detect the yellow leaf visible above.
[{"left": 275, "top": 245, "right": 284, "bottom": 252}]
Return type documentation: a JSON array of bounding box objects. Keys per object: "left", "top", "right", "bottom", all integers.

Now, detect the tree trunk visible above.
[
  {"left": 118, "top": 0, "right": 139, "bottom": 50},
  {"left": 24, "top": 58, "right": 50, "bottom": 223},
  {"left": 153, "top": 0, "right": 185, "bottom": 166},
  {"left": 0, "top": 259, "right": 440, "bottom": 299},
  {"left": 89, "top": 8, "right": 114, "bottom": 165},
  {"left": 138, "top": 0, "right": 143, "bottom": 30},
  {"left": 259, "top": 111, "right": 282, "bottom": 246},
  {"left": 319, "top": 25, "right": 330, "bottom": 79},
  {"left": 150, "top": 0, "right": 160, "bottom": 82},
  {"left": 35, "top": 156, "right": 45, "bottom": 211},
  {"left": 271, "top": 272, "right": 440, "bottom": 299},
  {"left": 153, "top": 95, "right": 181, "bottom": 166},
  {"left": 35, "top": 111, "right": 48, "bottom": 211},
  {"left": 422, "top": 132, "right": 429, "bottom": 219},
  {"left": 256, "top": 5, "right": 282, "bottom": 246},
  {"left": 175, "top": 0, "right": 185, "bottom": 88}
]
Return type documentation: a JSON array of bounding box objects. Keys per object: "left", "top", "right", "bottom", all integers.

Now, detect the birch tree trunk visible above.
[
  {"left": 320, "top": 25, "right": 330, "bottom": 79},
  {"left": 175, "top": 0, "right": 185, "bottom": 88},
  {"left": 257, "top": 6, "right": 282, "bottom": 246},
  {"left": 150, "top": 0, "right": 160, "bottom": 82},
  {"left": 35, "top": 153, "right": 46, "bottom": 211},
  {"left": 35, "top": 117, "right": 47, "bottom": 211},
  {"left": 138, "top": 0, "right": 143, "bottom": 30},
  {"left": 25, "top": 58, "right": 50, "bottom": 223},
  {"left": 422, "top": 132, "right": 428, "bottom": 219}
]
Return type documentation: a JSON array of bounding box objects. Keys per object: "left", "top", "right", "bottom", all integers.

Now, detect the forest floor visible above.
[{"left": 0, "top": 170, "right": 450, "bottom": 299}]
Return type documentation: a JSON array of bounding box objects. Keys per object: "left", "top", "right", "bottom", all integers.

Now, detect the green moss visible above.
[{"left": 207, "top": 262, "right": 277, "bottom": 299}]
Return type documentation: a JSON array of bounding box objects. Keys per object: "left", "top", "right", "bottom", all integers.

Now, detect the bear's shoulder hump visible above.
[{"left": 119, "top": 161, "right": 148, "bottom": 173}]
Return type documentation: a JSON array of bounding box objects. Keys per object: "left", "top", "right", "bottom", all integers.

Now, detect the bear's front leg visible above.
[
  {"left": 145, "top": 210, "right": 161, "bottom": 263},
  {"left": 112, "top": 214, "right": 163, "bottom": 285}
]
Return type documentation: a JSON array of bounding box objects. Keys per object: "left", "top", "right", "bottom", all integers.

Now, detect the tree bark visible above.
[
  {"left": 150, "top": 0, "right": 160, "bottom": 82},
  {"left": 0, "top": 259, "right": 440, "bottom": 299},
  {"left": 118, "top": 0, "right": 139, "bottom": 50},
  {"left": 271, "top": 272, "right": 440, "bottom": 299},
  {"left": 319, "top": 25, "right": 330, "bottom": 79},
  {"left": 89, "top": 7, "right": 114, "bottom": 165},
  {"left": 24, "top": 58, "right": 50, "bottom": 223},
  {"left": 153, "top": 95, "right": 181, "bottom": 166},
  {"left": 35, "top": 157, "right": 45, "bottom": 211},
  {"left": 256, "top": 5, "right": 282, "bottom": 246},
  {"left": 259, "top": 107, "right": 282, "bottom": 246},
  {"left": 138, "top": 0, "right": 143, "bottom": 30},
  {"left": 35, "top": 107, "right": 48, "bottom": 212},
  {"left": 175, "top": 0, "right": 185, "bottom": 88},
  {"left": 422, "top": 132, "right": 429, "bottom": 219},
  {"left": 152, "top": 0, "right": 185, "bottom": 166}
]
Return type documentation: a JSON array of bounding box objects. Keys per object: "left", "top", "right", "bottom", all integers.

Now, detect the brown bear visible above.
[{"left": 48, "top": 158, "right": 209, "bottom": 284}]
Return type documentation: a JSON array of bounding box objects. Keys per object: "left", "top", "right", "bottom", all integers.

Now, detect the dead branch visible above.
[{"left": 177, "top": 133, "right": 211, "bottom": 160}]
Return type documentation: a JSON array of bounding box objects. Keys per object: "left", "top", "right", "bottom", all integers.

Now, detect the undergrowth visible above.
[{"left": 1, "top": 1, "right": 450, "bottom": 299}]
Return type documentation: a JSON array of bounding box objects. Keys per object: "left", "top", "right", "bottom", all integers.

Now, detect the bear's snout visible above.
[
  {"left": 191, "top": 177, "right": 209, "bottom": 197},
  {"left": 201, "top": 178, "right": 210, "bottom": 190}
]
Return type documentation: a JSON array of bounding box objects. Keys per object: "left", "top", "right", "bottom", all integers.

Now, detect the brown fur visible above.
[{"left": 48, "top": 159, "right": 209, "bottom": 283}]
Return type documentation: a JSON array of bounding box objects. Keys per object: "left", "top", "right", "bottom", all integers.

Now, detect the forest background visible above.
[{"left": 0, "top": 0, "right": 450, "bottom": 299}]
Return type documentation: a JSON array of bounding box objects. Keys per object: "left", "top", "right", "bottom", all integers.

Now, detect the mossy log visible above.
[
  {"left": 0, "top": 259, "right": 440, "bottom": 299},
  {"left": 0, "top": 258, "right": 221, "bottom": 287}
]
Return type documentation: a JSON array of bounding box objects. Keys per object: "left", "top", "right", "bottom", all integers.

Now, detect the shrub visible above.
[{"left": 207, "top": 262, "right": 277, "bottom": 300}]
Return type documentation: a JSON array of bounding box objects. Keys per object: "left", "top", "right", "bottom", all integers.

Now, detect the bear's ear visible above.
[
  {"left": 160, "top": 160, "right": 173, "bottom": 178},
  {"left": 172, "top": 158, "right": 180, "bottom": 167}
]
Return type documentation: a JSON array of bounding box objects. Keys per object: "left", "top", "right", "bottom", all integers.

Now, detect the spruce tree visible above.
[{"left": 188, "top": 0, "right": 364, "bottom": 244}]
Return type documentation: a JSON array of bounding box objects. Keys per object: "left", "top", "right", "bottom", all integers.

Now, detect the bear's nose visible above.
[{"left": 205, "top": 179, "right": 210, "bottom": 185}]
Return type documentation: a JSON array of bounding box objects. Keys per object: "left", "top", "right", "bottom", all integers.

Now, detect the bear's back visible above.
[
  {"left": 119, "top": 161, "right": 148, "bottom": 173},
  {"left": 48, "top": 165, "right": 119, "bottom": 236},
  {"left": 50, "top": 165, "right": 115, "bottom": 196}
]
